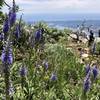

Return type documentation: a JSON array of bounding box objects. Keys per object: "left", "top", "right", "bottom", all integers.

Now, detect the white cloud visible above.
[{"left": 3, "top": 0, "right": 100, "bottom": 14}]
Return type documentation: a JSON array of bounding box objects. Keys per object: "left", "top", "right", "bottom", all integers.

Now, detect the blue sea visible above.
[
  {"left": 47, "top": 20, "right": 100, "bottom": 36},
  {"left": 47, "top": 20, "right": 100, "bottom": 29},
  {"left": 29, "top": 20, "right": 100, "bottom": 36}
]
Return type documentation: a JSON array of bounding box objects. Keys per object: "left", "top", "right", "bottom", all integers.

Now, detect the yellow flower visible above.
[{"left": 44, "top": 76, "right": 49, "bottom": 80}]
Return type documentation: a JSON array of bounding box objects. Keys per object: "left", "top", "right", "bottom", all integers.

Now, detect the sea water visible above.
[{"left": 47, "top": 20, "right": 100, "bottom": 36}]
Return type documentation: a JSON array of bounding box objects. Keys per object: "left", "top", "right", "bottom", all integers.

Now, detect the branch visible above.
[{"left": 4, "top": 1, "right": 11, "bottom": 8}]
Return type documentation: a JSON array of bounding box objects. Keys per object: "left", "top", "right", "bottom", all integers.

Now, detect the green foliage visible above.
[
  {"left": 0, "top": 24, "right": 82, "bottom": 99},
  {"left": 0, "top": 0, "right": 4, "bottom": 8},
  {"left": 96, "top": 42, "right": 100, "bottom": 54},
  {"left": 0, "top": 0, "right": 4, "bottom": 27},
  {"left": 0, "top": 0, "right": 91, "bottom": 99},
  {"left": 0, "top": 20, "right": 99, "bottom": 99}
]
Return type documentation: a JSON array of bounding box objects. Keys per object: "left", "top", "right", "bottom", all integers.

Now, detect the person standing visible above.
[
  {"left": 98, "top": 29, "right": 100, "bottom": 37},
  {"left": 88, "top": 30, "right": 95, "bottom": 47}
]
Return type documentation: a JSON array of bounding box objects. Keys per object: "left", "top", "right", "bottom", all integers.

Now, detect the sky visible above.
[{"left": 2, "top": 0, "right": 100, "bottom": 21}]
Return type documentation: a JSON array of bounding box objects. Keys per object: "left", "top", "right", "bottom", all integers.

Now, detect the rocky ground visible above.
[{"left": 67, "top": 33, "right": 100, "bottom": 65}]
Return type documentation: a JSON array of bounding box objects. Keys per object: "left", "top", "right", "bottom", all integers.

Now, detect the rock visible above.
[
  {"left": 70, "top": 34, "right": 77, "bottom": 39},
  {"left": 94, "top": 37, "right": 100, "bottom": 43},
  {"left": 82, "top": 38, "right": 88, "bottom": 43},
  {"left": 81, "top": 53, "right": 89, "bottom": 58}
]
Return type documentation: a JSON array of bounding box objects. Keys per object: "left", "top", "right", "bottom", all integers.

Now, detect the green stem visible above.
[
  {"left": 4, "top": 64, "right": 10, "bottom": 100},
  {"left": 81, "top": 91, "right": 87, "bottom": 100}
]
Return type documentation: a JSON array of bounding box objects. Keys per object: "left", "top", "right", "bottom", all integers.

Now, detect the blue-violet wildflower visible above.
[
  {"left": 1, "top": 47, "right": 13, "bottom": 64},
  {"left": 0, "top": 33, "right": 4, "bottom": 41},
  {"left": 51, "top": 73, "right": 57, "bottom": 81},
  {"left": 43, "top": 60, "right": 49, "bottom": 70},
  {"left": 35, "top": 29, "right": 41, "bottom": 42},
  {"left": 19, "top": 66, "right": 27, "bottom": 77},
  {"left": 83, "top": 75, "right": 91, "bottom": 93},
  {"left": 9, "top": 0, "right": 16, "bottom": 26},
  {"left": 85, "top": 64, "right": 91, "bottom": 75},
  {"left": 3, "top": 17, "right": 9, "bottom": 33},
  {"left": 9, "top": 11, "right": 16, "bottom": 26},
  {"left": 92, "top": 65, "right": 98, "bottom": 79},
  {"left": 15, "top": 24, "right": 20, "bottom": 38}
]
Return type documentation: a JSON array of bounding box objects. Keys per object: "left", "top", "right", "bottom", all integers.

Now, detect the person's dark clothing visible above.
[
  {"left": 88, "top": 30, "right": 95, "bottom": 47},
  {"left": 98, "top": 30, "right": 100, "bottom": 37}
]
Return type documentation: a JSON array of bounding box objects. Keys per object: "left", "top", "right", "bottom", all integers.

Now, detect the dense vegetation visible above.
[{"left": 0, "top": 0, "right": 100, "bottom": 100}]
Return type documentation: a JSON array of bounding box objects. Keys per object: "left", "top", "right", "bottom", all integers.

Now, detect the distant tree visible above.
[
  {"left": 0, "top": 0, "right": 4, "bottom": 25},
  {"left": 0, "top": 0, "right": 4, "bottom": 8}
]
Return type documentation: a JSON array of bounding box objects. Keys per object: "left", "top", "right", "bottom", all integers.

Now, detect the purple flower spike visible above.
[
  {"left": 20, "top": 66, "right": 27, "bottom": 77},
  {"left": 9, "top": 0, "right": 16, "bottom": 26},
  {"left": 92, "top": 65, "right": 98, "bottom": 79},
  {"left": 44, "top": 62, "right": 48, "bottom": 70},
  {"left": 83, "top": 75, "right": 91, "bottom": 93},
  {"left": 85, "top": 64, "right": 91, "bottom": 75},
  {"left": 50, "top": 73, "right": 57, "bottom": 81},
  {"left": 15, "top": 24, "right": 20, "bottom": 38},
  {"left": 0, "top": 33, "right": 4, "bottom": 41},
  {"left": 35, "top": 29, "right": 41, "bottom": 42},
  {"left": 1, "top": 47, "right": 13, "bottom": 65},
  {"left": 3, "top": 17, "right": 9, "bottom": 33},
  {"left": 9, "top": 12, "right": 16, "bottom": 26},
  {"left": 43, "top": 60, "right": 49, "bottom": 70}
]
